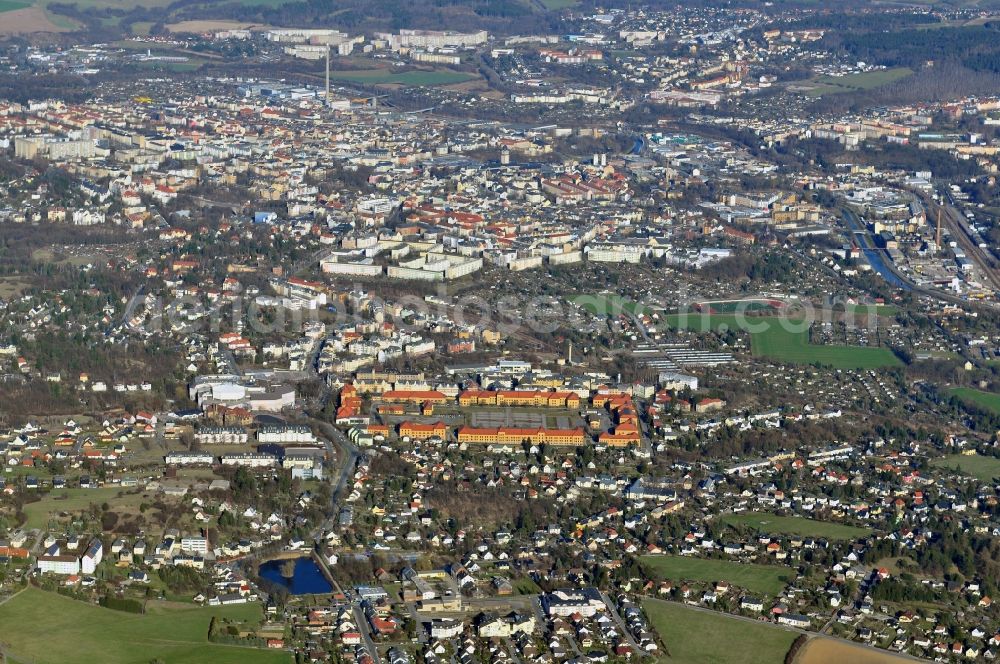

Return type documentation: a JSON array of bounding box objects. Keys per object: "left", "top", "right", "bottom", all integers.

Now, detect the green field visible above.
[
  {"left": 0, "top": 0, "right": 29, "bottom": 11},
  {"left": 134, "top": 60, "right": 203, "bottom": 72},
  {"left": 640, "top": 555, "right": 790, "bottom": 597},
  {"left": 331, "top": 69, "right": 476, "bottom": 86},
  {"left": 751, "top": 324, "right": 901, "bottom": 369},
  {"left": 805, "top": 67, "right": 913, "bottom": 97},
  {"left": 664, "top": 313, "right": 756, "bottom": 333},
  {"left": 930, "top": 453, "right": 1000, "bottom": 482},
  {"left": 573, "top": 293, "right": 650, "bottom": 317},
  {"left": 514, "top": 577, "right": 543, "bottom": 595},
  {"left": 21, "top": 487, "right": 145, "bottom": 530},
  {"left": 664, "top": 313, "right": 901, "bottom": 369},
  {"left": 0, "top": 588, "right": 291, "bottom": 664},
  {"left": 537, "top": 0, "right": 578, "bottom": 8},
  {"left": 642, "top": 598, "right": 798, "bottom": 664},
  {"left": 721, "top": 512, "right": 871, "bottom": 540},
  {"left": 948, "top": 387, "right": 1000, "bottom": 415},
  {"left": 869, "top": 304, "right": 899, "bottom": 317},
  {"left": 697, "top": 300, "right": 782, "bottom": 314}
]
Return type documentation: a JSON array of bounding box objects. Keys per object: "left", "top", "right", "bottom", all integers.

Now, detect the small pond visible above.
[{"left": 259, "top": 557, "right": 332, "bottom": 595}]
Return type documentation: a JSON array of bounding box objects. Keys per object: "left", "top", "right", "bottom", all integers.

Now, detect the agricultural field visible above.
[
  {"left": 7, "top": 0, "right": 283, "bottom": 32},
  {"left": 642, "top": 598, "right": 798, "bottom": 664},
  {"left": 537, "top": 0, "right": 578, "bottom": 8},
  {"left": 0, "top": 4, "right": 68, "bottom": 32},
  {"left": 640, "top": 555, "right": 791, "bottom": 597},
  {"left": 948, "top": 387, "right": 1000, "bottom": 415},
  {"left": 795, "top": 637, "right": 916, "bottom": 664},
  {"left": 930, "top": 453, "right": 1000, "bottom": 482},
  {"left": 663, "top": 313, "right": 902, "bottom": 369},
  {"left": 720, "top": 512, "right": 872, "bottom": 540},
  {"left": 0, "top": 587, "right": 291, "bottom": 664},
  {"left": 804, "top": 67, "right": 913, "bottom": 96},
  {"left": 331, "top": 69, "right": 476, "bottom": 86},
  {"left": 166, "top": 20, "right": 270, "bottom": 33}
]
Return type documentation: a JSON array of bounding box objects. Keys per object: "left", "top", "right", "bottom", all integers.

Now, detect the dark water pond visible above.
[{"left": 259, "top": 557, "right": 332, "bottom": 595}]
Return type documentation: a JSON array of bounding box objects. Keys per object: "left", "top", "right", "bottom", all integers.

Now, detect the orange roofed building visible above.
[
  {"left": 399, "top": 421, "right": 448, "bottom": 441},
  {"left": 380, "top": 390, "right": 451, "bottom": 405},
  {"left": 599, "top": 424, "right": 642, "bottom": 447},
  {"left": 458, "top": 390, "right": 580, "bottom": 408},
  {"left": 456, "top": 426, "right": 586, "bottom": 446}
]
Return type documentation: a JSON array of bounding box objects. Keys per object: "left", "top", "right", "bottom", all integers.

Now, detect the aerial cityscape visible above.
[{"left": 5, "top": 1, "right": 1000, "bottom": 663}]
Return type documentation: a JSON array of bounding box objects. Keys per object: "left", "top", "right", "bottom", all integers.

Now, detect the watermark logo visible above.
[{"left": 122, "top": 282, "right": 885, "bottom": 345}]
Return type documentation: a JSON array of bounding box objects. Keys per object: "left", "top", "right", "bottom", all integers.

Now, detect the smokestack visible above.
[
  {"left": 325, "top": 45, "right": 330, "bottom": 108},
  {"left": 936, "top": 208, "right": 942, "bottom": 249}
]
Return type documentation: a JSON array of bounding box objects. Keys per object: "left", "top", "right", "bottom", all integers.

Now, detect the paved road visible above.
[
  {"left": 29, "top": 530, "right": 45, "bottom": 555},
  {"left": 307, "top": 415, "right": 360, "bottom": 540},
  {"left": 0, "top": 587, "right": 25, "bottom": 607},
  {"left": 353, "top": 604, "right": 384, "bottom": 664},
  {"left": 502, "top": 637, "right": 523, "bottom": 664},
  {"left": 600, "top": 591, "right": 642, "bottom": 652}
]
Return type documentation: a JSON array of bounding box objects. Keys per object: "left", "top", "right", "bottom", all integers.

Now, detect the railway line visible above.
[{"left": 933, "top": 193, "right": 1000, "bottom": 292}]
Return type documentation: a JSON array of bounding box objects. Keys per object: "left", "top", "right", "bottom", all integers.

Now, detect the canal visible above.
[{"left": 841, "top": 209, "right": 911, "bottom": 291}]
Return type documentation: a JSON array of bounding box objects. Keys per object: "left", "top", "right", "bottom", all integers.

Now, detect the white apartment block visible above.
[
  {"left": 180, "top": 537, "right": 209, "bottom": 554},
  {"left": 220, "top": 453, "right": 278, "bottom": 468}
]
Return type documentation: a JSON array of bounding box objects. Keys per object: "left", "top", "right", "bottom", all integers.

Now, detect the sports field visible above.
[
  {"left": 0, "top": 587, "right": 291, "bottom": 664},
  {"left": 663, "top": 313, "right": 901, "bottom": 369},
  {"left": 331, "top": 69, "right": 476, "bottom": 86},
  {"left": 642, "top": 598, "right": 798, "bottom": 664},
  {"left": 948, "top": 387, "right": 1000, "bottom": 414},
  {"left": 930, "top": 453, "right": 1000, "bottom": 482},
  {"left": 720, "top": 512, "right": 871, "bottom": 540},
  {"left": 640, "top": 555, "right": 790, "bottom": 597}
]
